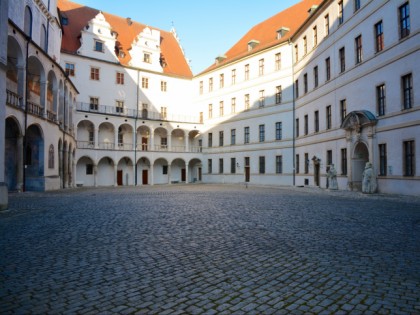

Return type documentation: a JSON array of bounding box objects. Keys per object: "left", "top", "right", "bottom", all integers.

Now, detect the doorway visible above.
[
  {"left": 181, "top": 168, "right": 186, "bottom": 182},
  {"left": 352, "top": 142, "right": 369, "bottom": 191},
  {"left": 117, "top": 170, "right": 123, "bottom": 186},
  {"left": 141, "top": 137, "right": 148, "bottom": 151},
  {"left": 142, "top": 169, "right": 148, "bottom": 185},
  {"left": 313, "top": 162, "right": 320, "bottom": 186}
]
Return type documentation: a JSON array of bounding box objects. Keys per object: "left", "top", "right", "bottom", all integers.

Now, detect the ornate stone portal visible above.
[{"left": 341, "top": 111, "right": 377, "bottom": 192}]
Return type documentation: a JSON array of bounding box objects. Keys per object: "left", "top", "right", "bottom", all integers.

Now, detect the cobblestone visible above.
[{"left": 1, "top": 184, "right": 420, "bottom": 314}]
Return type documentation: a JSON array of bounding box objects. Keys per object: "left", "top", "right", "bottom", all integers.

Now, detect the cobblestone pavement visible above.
[{"left": 1, "top": 184, "right": 420, "bottom": 315}]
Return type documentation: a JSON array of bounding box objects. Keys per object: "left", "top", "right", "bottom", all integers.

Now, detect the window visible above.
[
  {"left": 161, "top": 137, "right": 167, "bottom": 148},
  {"left": 325, "top": 57, "right": 331, "bottom": 81},
  {"left": 259, "top": 156, "right": 265, "bottom": 174},
  {"left": 259, "top": 90, "right": 265, "bottom": 107},
  {"left": 89, "top": 97, "right": 99, "bottom": 110},
  {"left": 340, "top": 99, "right": 347, "bottom": 123},
  {"left": 314, "top": 110, "right": 319, "bottom": 133},
  {"left": 403, "top": 140, "right": 415, "bottom": 176},
  {"left": 161, "top": 81, "right": 167, "bottom": 92},
  {"left": 314, "top": 66, "right": 319, "bottom": 88},
  {"left": 341, "top": 148, "right": 347, "bottom": 175},
  {"left": 142, "top": 103, "right": 148, "bottom": 119},
  {"left": 379, "top": 144, "right": 387, "bottom": 176},
  {"left": 94, "top": 40, "right": 104, "bottom": 52},
  {"left": 244, "top": 127, "right": 250, "bottom": 144},
  {"left": 304, "top": 115, "right": 308, "bottom": 135},
  {"left": 313, "top": 26, "right": 318, "bottom": 46},
  {"left": 245, "top": 64, "right": 250, "bottom": 80},
  {"left": 294, "top": 44, "right": 299, "bottom": 62},
  {"left": 116, "top": 72, "right": 124, "bottom": 85},
  {"left": 402, "top": 73, "right": 413, "bottom": 109},
  {"left": 326, "top": 150, "right": 333, "bottom": 167},
  {"left": 354, "top": 0, "right": 360, "bottom": 12},
  {"left": 161, "top": 107, "right": 167, "bottom": 120},
  {"left": 276, "top": 156, "right": 283, "bottom": 174},
  {"left": 375, "top": 21, "right": 384, "bottom": 53},
  {"left": 339, "top": 47, "right": 346, "bottom": 73},
  {"left": 326, "top": 105, "right": 332, "bottom": 129},
  {"left": 231, "top": 129, "right": 236, "bottom": 145},
  {"left": 48, "top": 144, "right": 54, "bottom": 169},
  {"left": 355, "top": 35, "right": 363, "bottom": 64},
  {"left": 338, "top": 1, "right": 344, "bottom": 25},
  {"left": 303, "top": 73, "right": 308, "bottom": 94},
  {"left": 199, "top": 81, "right": 203, "bottom": 94},
  {"left": 399, "top": 2, "right": 410, "bottom": 39},
  {"left": 259, "top": 125, "right": 265, "bottom": 142},
  {"left": 304, "top": 153, "right": 309, "bottom": 174},
  {"left": 219, "top": 73, "right": 224, "bottom": 88},
  {"left": 276, "top": 86, "right": 282, "bottom": 104},
  {"left": 219, "top": 158, "right": 224, "bottom": 174},
  {"left": 208, "top": 104, "right": 213, "bottom": 118},
  {"left": 209, "top": 77, "right": 213, "bottom": 92},
  {"left": 296, "top": 118, "right": 299, "bottom": 137},
  {"left": 275, "top": 53, "right": 281, "bottom": 70},
  {"left": 142, "top": 77, "right": 149, "bottom": 89},
  {"left": 24, "top": 6, "right": 32, "bottom": 37},
  {"left": 231, "top": 69, "right": 236, "bottom": 85},
  {"left": 90, "top": 67, "right": 99, "bottom": 80},
  {"left": 324, "top": 14, "right": 330, "bottom": 36},
  {"left": 231, "top": 98, "right": 236, "bottom": 114},
  {"left": 377, "top": 84, "right": 386, "bottom": 116},
  {"left": 219, "top": 101, "right": 224, "bottom": 116},
  {"left": 259, "top": 59, "right": 264, "bottom": 76},
  {"left": 199, "top": 112, "right": 203, "bottom": 124},
  {"left": 143, "top": 53, "right": 151, "bottom": 63},
  {"left": 208, "top": 159, "right": 212, "bottom": 174},
  {"left": 89, "top": 130, "right": 94, "bottom": 144},
  {"left": 116, "top": 100, "right": 124, "bottom": 113},
  {"left": 163, "top": 165, "right": 168, "bottom": 175},
  {"left": 65, "top": 63, "right": 75, "bottom": 76},
  {"left": 40, "top": 24, "right": 47, "bottom": 51},
  {"left": 61, "top": 16, "right": 68, "bottom": 26},
  {"left": 86, "top": 164, "right": 93, "bottom": 175},
  {"left": 231, "top": 158, "right": 236, "bottom": 174},
  {"left": 275, "top": 122, "right": 282, "bottom": 140},
  {"left": 303, "top": 36, "right": 307, "bottom": 55},
  {"left": 219, "top": 131, "right": 224, "bottom": 146},
  {"left": 208, "top": 133, "right": 213, "bottom": 147},
  {"left": 244, "top": 94, "right": 250, "bottom": 110},
  {"left": 295, "top": 79, "right": 299, "bottom": 98},
  {"left": 295, "top": 154, "right": 300, "bottom": 174}
]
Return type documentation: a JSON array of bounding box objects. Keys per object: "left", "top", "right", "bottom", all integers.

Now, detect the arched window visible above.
[
  {"left": 40, "top": 24, "right": 47, "bottom": 51},
  {"left": 48, "top": 144, "right": 54, "bottom": 169},
  {"left": 24, "top": 6, "right": 33, "bottom": 37}
]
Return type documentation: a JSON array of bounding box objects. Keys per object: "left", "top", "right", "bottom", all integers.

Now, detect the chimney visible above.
[{"left": 126, "top": 17, "right": 133, "bottom": 26}]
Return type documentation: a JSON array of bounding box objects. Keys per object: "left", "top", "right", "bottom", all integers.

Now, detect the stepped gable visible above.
[
  {"left": 58, "top": 0, "right": 192, "bottom": 78},
  {"left": 200, "top": 0, "right": 323, "bottom": 74}
]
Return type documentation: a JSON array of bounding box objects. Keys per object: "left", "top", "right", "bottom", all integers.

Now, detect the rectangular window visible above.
[
  {"left": 161, "top": 81, "right": 167, "bottom": 92},
  {"left": 116, "top": 100, "right": 124, "bottom": 113},
  {"left": 341, "top": 148, "right": 347, "bottom": 175},
  {"left": 142, "top": 77, "right": 149, "bottom": 89},
  {"left": 245, "top": 64, "right": 250, "bottom": 80},
  {"left": 338, "top": 1, "right": 344, "bottom": 25},
  {"left": 259, "top": 59, "right": 264, "bottom": 76},
  {"left": 304, "top": 153, "right": 309, "bottom": 174},
  {"left": 327, "top": 150, "right": 333, "bottom": 167},
  {"left": 304, "top": 73, "right": 308, "bottom": 94},
  {"left": 402, "top": 73, "right": 413, "bottom": 109},
  {"left": 339, "top": 47, "right": 346, "bottom": 73},
  {"left": 209, "top": 77, "right": 213, "bottom": 92},
  {"left": 90, "top": 67, "right": 99, "bottom": 80},
  {"left": 259, "top": 156, "right": 265, "bottom": 174},
  {"left": 325, "top": 57, "right": 331, "bottom": 81},
  {"left": 326, "top": 105, "right": 332, "bottom": 130},
  {"left": 219, "top": 131, "right": 224, "bottom": 146},
  {"left": 314, "top": 66, "right": 319, "bottom": 88},
  {"left": 259, "top": 124, "right": 265, "bottom": 142},
  {"left": 259, "top": 90, "right": 265, "bottom": 107},
  {"left": 208, "top": 104, "right": 213, "bottom": 118},
  {"left": 244, "top": 94, "right": 250, "bottom": 110},
  {"left": 244, "top": 127, "right": 250, "bottom": 144},
  {"left": 65, "top": 63, "right": 75, "bottom": 76},
  {"left": 403, "top": 140, "right": 415, "bottom": 176},
  {"left": 219, "top": 101, "right": 224, "bottom": 116},
  {"left": 304, "top": 115, "right": 308, "bottom": 135},
  {"left": 399, "top": 2, "right": 410, "bottom": 39},
  {"left": 294, "top": 44, "right": 299, "bottom": 62},
  {"left": 231, "top": 69, "right": 236, "bottom": 85},
  {"left": 143, "top": 53, "right": 151, "bottom": 63},
  {"left": 295, "top": 79, "right": 299, "bottom": 98},
  {"left": 276, "top": 155, "right": 283, "bottom": 174},
  {"left": 325, "top": 14, "right": 330, "bottom": 36},
  {"left": 199, "top": 81, "right": 203, "bottom": 94},
  {"left": 208, "top": 159, "right": 212, "bottom": 174},
  {"left": 377, "top": 84, "right": 386, "bottom": 116},
  {"left": 375, "top": 21, "right": 384, "bottom": 53},
  {"left": 314, "top": 110, "right": 319, "bottom": 133},
  {"left": 276, "top": 85, "right": 282, "bottom": 104},
  {"left": 94, "top": 40, "right": 104, "bottom": 52},
  {"left": 86, "top": 164, "right": 93, "bottom": 175},
  {"left": 296, "top": 118, "right": 300, "bottom": 137},
  {"left": 355, "top": 35, "right": 363, "bottom": 64},
  {"left": 231, "top": 98, "right": 236, "bottom": 114},
  {"left": 313, "top": 26, "right": 318, "bottom": 46},
  {"left": 275, "top": 122, "right": 282, "bottom": 140},
  {"left": 303, "top": 36, "right": 307, "bottom": 55},
  {"left": 354, "top": 0, "right": 360, "bottom": 11},
  {"left": 340, "top": 99, "right": 347, "bottom": 123},
  {"left": 89, "top": 97, "right": 99, "bottom": 110},
  {"left": 160, "top": 107, "right": 167, "bottom": 120},
  {"left": 219, "top": 73, "right": 224, "bottom": 88},
  {"left": 296, "top": 154, "right": 300, "bottom": 174},
  {"left": 275, "top": 53, "right": 281, "bottom": 70},
  {"left": 199, "top": 112, "right": 203, "bottom": 124},
  {"left": 219, "top": 158, "right": 224, "bottom": 174},
  {"left": 231, "top": 129, "right": 236, "bottom": 145},
  {"left": 208, "top": 133, "right": 213, "bottom": 147},
  {"left": 116, "top": 72, "right": 124, "bottom": 85},
  {"left": 379, "top": 144, "right": 387, "bottom": 176},
  {"left": 231, "top": 158, "right": 236, "bottom": 174},
  {"left": 163, "top": 165, "right": 168, "bottom": 175}
]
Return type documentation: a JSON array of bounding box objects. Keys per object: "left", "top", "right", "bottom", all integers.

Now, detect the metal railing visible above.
[{"left": 77, "top": 141, "right": 202, "bottom": 153}]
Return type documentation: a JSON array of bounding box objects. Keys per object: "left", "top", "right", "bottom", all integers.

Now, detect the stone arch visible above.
[
  {"left": 154, "top": 127, "right": 168, "bottom": 151},
  {"left": 27, "top": 56, "right": 46, "bottom": 112},
  {"left": 153, "top": 157, "right": 169, "bottom": 185},
  {"left": 171, "top": 128, "right": 186, "bottom": 152},
  {"left": 25, "top": 124, "right": 44, "bottom": 191},
  {"left": 5, "top": 116, "right": 23, "bottom": 191},
  {"left": 97, "top": 156, "right": 115, "bottom": 186},
  {"left": 170, "top": 158, "right": 187, "bottom": 183},
  {"left": 117, "top": 156, "right": 134, "bottom": 186},
  {"left": 7, "top": 36, "right": 25, "bottom": 102},
  {"left": 137, "top": 156, "right": 152, "bottom": 185},
  {"left": 188, "top": 158, "right": 202, "bottom": 182},
  {"left": 76, "top": 155, "right": 95, "bottom": 187},
  {"left": 47, "top": 70, "right": 58, "bottom": 120},
  {"left": 117, "top": 123, "right": 133, "bottom": 149},
  {"left": 137, "top": 125, "right": 151, "bottom": 151},
  {"left": 77, "top": 119, "right": 95, "bottom": 148},
  {"left": 98, "top": 121, "right": 115, "bottom": 149},
  {"left": 351, "top": 141, "right": 369, "bottom": 191}
]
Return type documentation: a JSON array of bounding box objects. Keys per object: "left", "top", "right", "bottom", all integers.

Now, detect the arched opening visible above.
[
  {"left": 77, "top": 120, "right": 95, "bottom": 148},
  {"left": 171, "top": 158, "right": 186, "bottom": 183},
  {"left": 117, "top": 123, "right": 133, "bottom": 150},
  {"left": 24, "top": 6, "right": 33, "bottom": 37},
  {"left": 137, "top": 157, "right": 151, "bottom": 185},
  {"left": 98, "top": 122, "right": 115, "bottom": 149},
  {"left": 27, "top": 56, "right": 46, "bottom": 116},
  {"left": 47, "top": 70, "right": 58, "bottom": 121},
  {"left": 97, "top": 157, "right": 115, "bottom": 186},
  {"left": 137, "top": 125, "right": 150, "bottom": 151},
  {"left": 154, "top": 127, "right": 168, "bottom": 151},
  {"left": 171, "top": 129, "right": 186, "bottom": 152},
  {"left": 5, "top": 117, "right": 22, "bottom": 191},
  {"left": 25, "top": 124, "right": 44, "bottom": 191},
  {"left": 188, "top": 158, "right": 202, "bottom": 182},
  {"left": 352, "top": 142, "right": 369, "bottom": 191},
  {"left": 117, "top": 157, "right": 134, "bottom": 186},
  {"left": 76, "top": 156, "right": 95, "bottom": 187},
  {"left": 7, "top": 36, "right": 25, "bottom": 105}
]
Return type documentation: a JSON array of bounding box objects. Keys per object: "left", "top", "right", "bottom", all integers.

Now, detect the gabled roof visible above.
[
  {"left": 58, "top": 0, "right": 193, "bottom": 78},
  {"left": 199, "top": 0, "right": 323, "bottom": 75}
]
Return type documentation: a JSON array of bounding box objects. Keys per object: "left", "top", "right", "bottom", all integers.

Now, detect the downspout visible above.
[
  {"left": 290, "top": 40, "right": 296, "bottom": 186},
  {"left": 23, "top": 35, "right": 30, "bottom": 192},
  {"left": 134, "top": 69, "right": 139, "bottom": 185},
  {"left": 62, "top": 76, "right": 67, "bottom": 189},
  {"left": 46, "top": 0, "right": 50, "bottom": 52}
]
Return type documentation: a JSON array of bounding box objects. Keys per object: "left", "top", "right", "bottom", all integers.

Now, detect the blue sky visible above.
[{"left": 78, "top": 0, "right": 300, "bottom": 74}]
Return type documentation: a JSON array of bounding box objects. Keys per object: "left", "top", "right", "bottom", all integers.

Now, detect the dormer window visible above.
[
  {"left": 276, "top": 27, "right": 290, "bottom": 39},
  {"left": 248, "top": 39, "right": 260, "bottom": 51},
  {"left": 143, "top": 52, "right": 151, "bottom": 63},
  {"left": 94, "top": 40, "right": 104, "bottom": 52}
]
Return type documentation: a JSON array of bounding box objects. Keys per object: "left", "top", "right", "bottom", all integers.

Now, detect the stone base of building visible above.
[{"left": 0, "top": 182, "right": 8, "bottom": 210}]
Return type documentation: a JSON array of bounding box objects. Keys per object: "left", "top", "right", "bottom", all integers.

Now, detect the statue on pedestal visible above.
[
  {"left": 327, "top": 164, "right": 338, "bottom": 190},
  {"left": 362, "top": 162, "right": 377, "bottom": 194}
]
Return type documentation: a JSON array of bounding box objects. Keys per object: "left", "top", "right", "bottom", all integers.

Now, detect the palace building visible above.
[{"left": 1, "top": 0, "right": 419, "bottom": 209}]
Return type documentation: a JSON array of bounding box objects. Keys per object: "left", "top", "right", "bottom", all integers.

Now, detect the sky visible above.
[{"left": 78, "top": 0, "right": 301, "bottom": 75}]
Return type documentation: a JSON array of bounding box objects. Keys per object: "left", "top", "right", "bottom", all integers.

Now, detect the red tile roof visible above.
[
  {"left": 199, "top": 0, "right": 323, "bottom": 75},
  {"left": 58, "top": 0, "right": 193, "bottom": 78}
]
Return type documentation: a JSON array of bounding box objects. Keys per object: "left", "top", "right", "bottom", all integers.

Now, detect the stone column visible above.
[
  {"left": 40, "top": 80, "right": 47, "bottom": 118},
  {"left": 185, "top": 162, "right": 189, "bottom": 183},
  {"left": 184, "top": 131, "right": 189, "bottom": 152},
  {"left": 149, "top": 128, "right": 154, "bottom": 150},
  {"left": 167, "top": 132, "right": 172, "bottom": 152},
  {"left": 150, "top": 162, "right": 154, "bottom": 186},
  {"left": 16, "top": 135, "right": 24, "bottom": 191},
  {"left": 168, "top": 164, "right": 172, "bottom": 184},
  {"left": 114, "top": 164, "right": 118, "bottom": 187},
  {"left": 94, "top": 164, "right": 98, "bottom": 187},
  {"left": 346, "top": 131, "right": 353, "bottom": 190},
  {"left": 63, "top": 146, "right": 68, "bottom": 188},
  {"left": 95, "top": 127, "right": 99, "bottom": 149}
]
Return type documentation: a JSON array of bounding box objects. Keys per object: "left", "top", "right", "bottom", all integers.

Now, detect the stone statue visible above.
[
  {"left": 362, "top": 162, "right": 377, "bottom": 194},
  {"left": 327, "top": 164, "right": 338, "bottom": 190}
]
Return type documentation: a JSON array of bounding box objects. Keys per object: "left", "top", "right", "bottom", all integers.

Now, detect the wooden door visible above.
[
  {"left": 245, "top": 167, "right": 250, "bottom": 182},
  {"left": 117, "top": 170, "right": 123, "bottom": 186},
  {"left": 142, "top": 137, "right": 148, "bottom": 151},
  {"left": 142, "top": 170, "right": 148, "bottom": 185},
  {"left": 198, "top": 168, "right": 202, "bottom": 181},
  {"left": 181, "top": 168, "right": 186, "bottom": 182}
]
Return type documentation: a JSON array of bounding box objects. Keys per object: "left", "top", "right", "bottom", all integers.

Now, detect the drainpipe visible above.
[
  {"left": 46, "top": 0, "right": 50, "bottom": 53},
  {"left": 23, "top": 34, "right": 31, "bottom": 192},
  {"left": 134, "top": 69, "right": 139, "bottom": 185},
  {"left": 62, "top": 76, "right": 67, "bottom": 189},
  {"left": 290, "top": 40, "right": 296, "bottom": 186}
]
